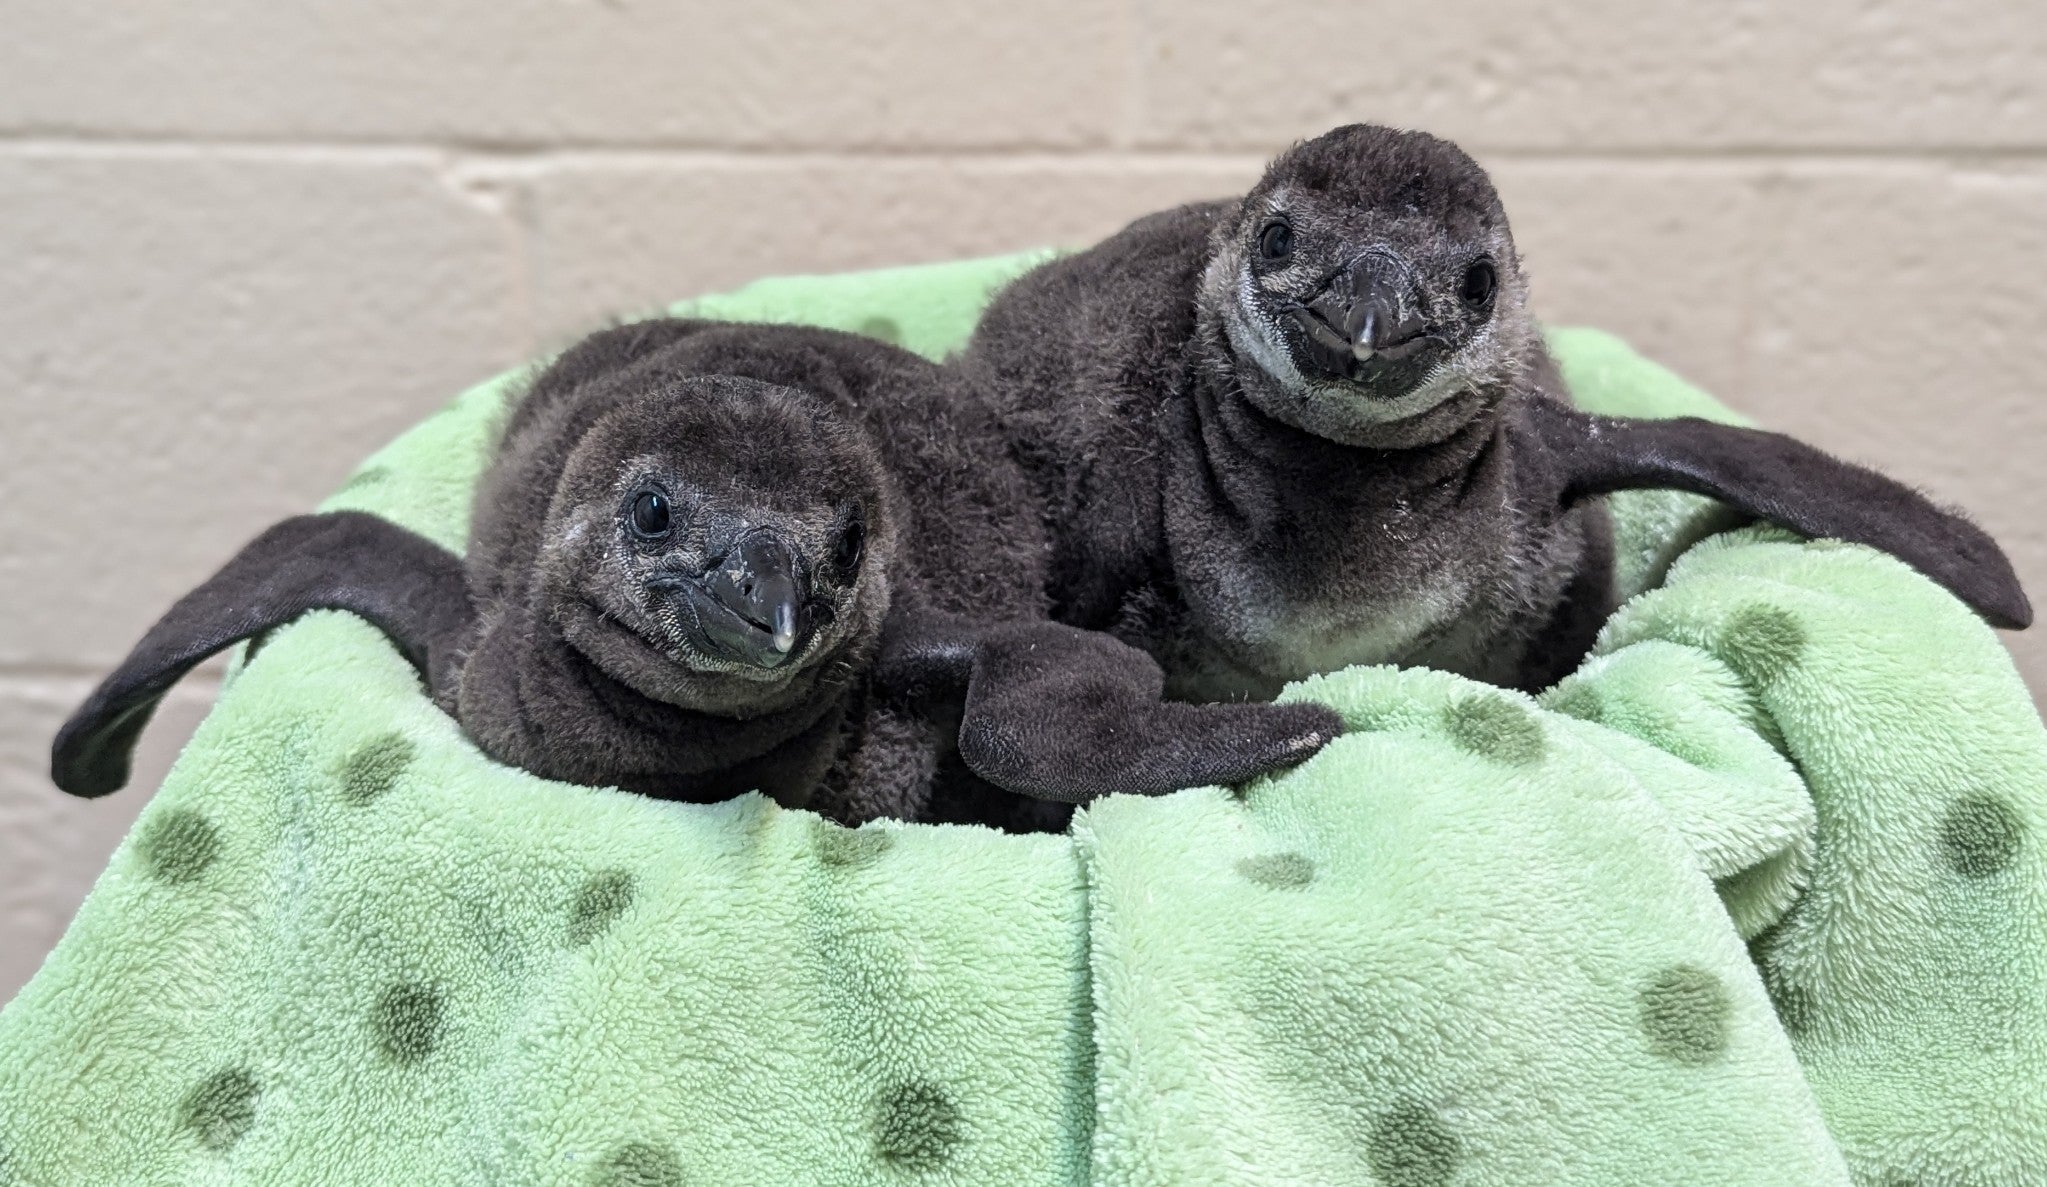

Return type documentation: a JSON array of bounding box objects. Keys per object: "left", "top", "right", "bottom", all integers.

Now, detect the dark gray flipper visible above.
[
  {"left": 879, "top": 612, "right": 1343, "bottom": 804},
  {"left": 1523, "top": 400, "right": 2032, "bottom": 630},
  {"left": 52, "top": 511, "right": 470, "bottom": 798}
]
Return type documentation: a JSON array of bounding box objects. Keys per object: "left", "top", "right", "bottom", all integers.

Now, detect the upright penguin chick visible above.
[
  {"left": 53, "top": 319, "right": 1341, "bottom": 826},
  {"left": 960, "top": 123, "right": 2031, "bottom": 698}
]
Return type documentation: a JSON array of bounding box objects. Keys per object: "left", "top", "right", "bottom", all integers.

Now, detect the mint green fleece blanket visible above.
[{"left": 3, "top": 254, "right": 2043, "bottom": 1187}]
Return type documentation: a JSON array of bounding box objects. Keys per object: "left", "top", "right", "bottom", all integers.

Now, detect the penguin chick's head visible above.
[
  {"left": 540, "top": 375, "right": 895, "bottom": 719},
  {"left": 1201, "top": 124, "right": 1537, "bottom": 446}
]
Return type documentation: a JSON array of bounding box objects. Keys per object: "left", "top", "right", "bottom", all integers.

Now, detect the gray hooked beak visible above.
[
  {"left": 666, "top": 528, "right": 810, "bottom": 669},
  {"left": 1293, "top": 253, "right": 1432, "bottom": 368}
]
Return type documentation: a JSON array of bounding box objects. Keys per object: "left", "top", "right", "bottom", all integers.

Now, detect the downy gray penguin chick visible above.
[
  {"left": 959, "top": 123, "right": 2031, "bottom": 698},
  {"left": 54, "top": 348, "right": 901, "bottom": 807},
  {"left": 54, "top": 319, "right": 1339, "bottom": 827}
]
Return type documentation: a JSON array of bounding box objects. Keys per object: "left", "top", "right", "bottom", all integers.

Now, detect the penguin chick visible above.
[
  {"left": 51, "top": 357, "right": 896, "bottom": 808},
  {"left": 450, "top": 353, "right": 903, "bottom": 804},
  {"left": 959, "top": 123, "right": 2030, "bottom": 699}
]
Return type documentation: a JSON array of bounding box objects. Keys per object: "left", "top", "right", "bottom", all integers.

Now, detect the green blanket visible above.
[{"left": 3, "top": 254, "right": 2043, "bottom": 1187}]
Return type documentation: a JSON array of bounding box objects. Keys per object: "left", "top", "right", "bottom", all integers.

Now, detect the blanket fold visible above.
[{"left": 2, "top": 254, "right": 2041, "bottom": 1187}]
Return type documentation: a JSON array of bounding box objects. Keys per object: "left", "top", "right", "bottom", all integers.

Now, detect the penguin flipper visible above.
[
  {"left": 1525, "top": 400, "right": 2031, "bottom": 630},
  {"left": 52, "top": 512, "right": 470, "bottom": 797},
  {"left": 879, "top": 612, "right": 1343, "bottom": 804}
]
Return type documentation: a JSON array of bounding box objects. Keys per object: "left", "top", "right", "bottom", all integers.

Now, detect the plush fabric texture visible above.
[{"left": 3, "top": 253, "right": 2043, "bottom": 1186}]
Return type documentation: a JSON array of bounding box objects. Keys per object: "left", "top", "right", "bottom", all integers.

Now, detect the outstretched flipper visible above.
[
  {"left": 1523, "top": 399, "right": 2033, "bottom": 630},
  {"left": 52, "top": 511, "right": 470, "bottom": 798},
  {"left": 879, "top": 612, "right": 1343, "bottom": 804}
]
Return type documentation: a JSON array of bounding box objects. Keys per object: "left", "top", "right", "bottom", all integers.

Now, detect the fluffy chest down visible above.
[
  {"left": 1152, "top": 416, "right": 1589, "bottom": 700},
  {"left": 1158, "top": 513, "right": 1512, "bottom": 702}
]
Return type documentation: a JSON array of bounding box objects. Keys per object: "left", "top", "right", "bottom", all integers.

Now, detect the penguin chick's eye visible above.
[
  {"left": 1460, "top": 260, "right": 1497, "bottom": 307},
  {"left": 1257, "top": 220, "right": 1294, "bottom": 261},
  {"left": 627, "top": 490, "right": 672, "bottom": 540},
  {"left": 831, "top": 508, "right": 867, "bottom": 577}
]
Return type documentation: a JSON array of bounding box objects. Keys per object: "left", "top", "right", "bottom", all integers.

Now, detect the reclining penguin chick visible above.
[
  {"left": 959, "top": 123, "right": 2031, "bottom": 697},
  {"left": 53, "top": 319, "right": 1341, "bottom": 824},
  {"left": 53, "top": 364, "right": 899, "bottom": 807},
  {"left": 454, "top": 361, "right": 897, "bottom": 803}
]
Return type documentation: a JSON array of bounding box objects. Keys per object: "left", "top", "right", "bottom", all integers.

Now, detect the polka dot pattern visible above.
[
  {"left": 181, "top": 1068, "right": 259, "bottom": 1152},
  {"left": 1717, "top": 606, "right": 1806, "bottom": 689},
  {"left": 875, "top": 1081, "right": 961, "bottom": 1170},
  {"left": 1442, "top": 697, "right": 1546, "bottom": 766},
  {"left": 569, "top": 870, "right": 637, "bottom": 947},
  {"left": 1366, "top": 1099, "right": 1460, "bottom": 1187},
  {"left": 1547, "top": 684, "right": 1605, "bottom": 725},
  {"left": 138, "top": 810, "right": 222, "bottom": 885},
  {"left": 339, "top": 733, "right": 416, "bottom": 806},
  {"left": 1638, "top": 964, "right": 1729, "bottom": 1064},
  {"left": 591, "top": 1140, "right": 685, "bottom": 1187},
  {"left": 857, "top": 316, "right": 902, "bottom": 345},
  {"left": 335, "top": 466, "right": 392, "bottom": 495},
  {"left": 372, "top": 982, "right": 446, "bottom": 1064},
  {"left": 1237, "top": 852, "right": 1316, "bottom": 889},
  {"left": 1939, "top": 795, "right": 2022, "bottom": 878},
  {"left": 814, "top": 821, "right": 893, "bottom": 868}
]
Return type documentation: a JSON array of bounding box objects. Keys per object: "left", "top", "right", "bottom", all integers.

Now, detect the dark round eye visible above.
[
  {"left": 1257, "top": 220, "right": 1294, "bottom": 261},
  {"left": 628, "top": 490, "right": 671, "bottom": 540},
  {"left": 832, "top": 508, "right": 867, "bottom": 576},
  {"left": 1461, "top": 260, "right": 1498, "bottom": 307}
]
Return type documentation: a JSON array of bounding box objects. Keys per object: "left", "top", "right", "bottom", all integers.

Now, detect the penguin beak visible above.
[
  {"left": 1289, "top": 253, "right": 1433, "bottom": 376},
  {"left": 661, "top": 529, "right": 811, "bottom": 670}
]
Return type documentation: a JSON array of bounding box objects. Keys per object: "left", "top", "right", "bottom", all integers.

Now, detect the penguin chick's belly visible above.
[{"left": 1163, "top": 578, "right": 1492, "bottom": 703}]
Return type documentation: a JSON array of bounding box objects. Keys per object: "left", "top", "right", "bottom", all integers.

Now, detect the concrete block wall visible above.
[{"left": 3, "top": 0, "right": 2043, "bottom": 1001}]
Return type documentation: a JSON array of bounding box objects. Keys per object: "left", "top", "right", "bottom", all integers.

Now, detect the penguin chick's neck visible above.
[
  {"left": 1195, "top": 302, "right": 1502, "bottom": 453},
  {"left": 1157, "top": 315, "right": 1548, "bottom": 699},
  {"left": 450, "top": 602, "right": 852, "bottom": 808}
]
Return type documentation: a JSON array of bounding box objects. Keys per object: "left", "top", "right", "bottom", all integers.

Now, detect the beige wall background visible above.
[{"left": 4, "top": 0, "right": 2045, "bottom": 1002}]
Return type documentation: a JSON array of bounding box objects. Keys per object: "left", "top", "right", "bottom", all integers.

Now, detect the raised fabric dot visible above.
[
  {"left": 569, "top": 870, "right": 637, "bottom": 947},
  {"left": 339, "top": 733, "right": 416, "bottom": 806},
  {"left": 1442, "top": 697, "right": 1546, "bottom": 766},
  {"left": 1638, "top": 964, "right": 1730, "bottom": 1064},
  {"left": 138, "top": 809, "right": 222, "bottom": 885},
  {"left": 372, "top": 982, "right": 445, "bottom": 1064},
  {"left": 1366, "top": 1099, "right": 1460, "bottom": 1187},
  {"left": 814, "top": 820, "right": 894, "bottom": 868},
  {"left": 875, "top": 1081, "right": 961, "bottom": 1169},
  {"left": 1939, "top": 795, "right": 2023, "bottom": 878},
  {"left": 1717, "top": 606, "right": 1806, "bottom": 689},
  {"left": 591, "top": 1140, "right": 684, "bottom": 1187},
  {"left": 181, "top": 1068, "right": 260, "bottom": 1152},
  {"left": 1237, "top": 852, "right": 1316, "bottom": 889}
]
